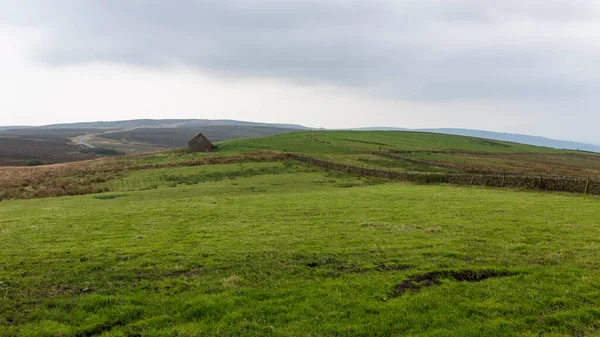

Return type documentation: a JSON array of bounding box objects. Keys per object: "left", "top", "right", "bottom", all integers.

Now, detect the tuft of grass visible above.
[{"left": 221, "top": 274, "right": 242, "bottom": 288}]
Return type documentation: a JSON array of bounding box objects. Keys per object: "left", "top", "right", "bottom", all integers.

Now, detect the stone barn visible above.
[{"left": 188, "top": 132, "right": 213, "bottom": 152}]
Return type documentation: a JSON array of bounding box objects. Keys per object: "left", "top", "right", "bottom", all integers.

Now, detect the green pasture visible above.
[{"left": 1, "top": 162, "right": 600, "bottom": 336}]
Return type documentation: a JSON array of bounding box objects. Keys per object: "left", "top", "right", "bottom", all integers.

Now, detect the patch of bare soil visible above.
[{"left": 392, "top": 269, "right": 515, "bottom": 296}]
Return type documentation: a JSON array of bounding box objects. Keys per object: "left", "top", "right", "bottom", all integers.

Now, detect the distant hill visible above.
[
  {"left": 41, "top": 119, "right": 309, "bottom": 130},
  {"left": 0, "top": 120, "right": 307, "bottom": 166},
  {"left": 418, "top": 128, "right": 600, "bottom": 153},
  {"left": 0, "top": 126, "right": 31, "bottom": 131},
  {"left": 354, "top": 127, "right": 600, "bottom": 153},
  {"left": 97, "top": 126, "right": 306, "bottom": 147}
]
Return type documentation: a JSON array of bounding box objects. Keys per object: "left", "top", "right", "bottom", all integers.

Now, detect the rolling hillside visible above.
[
  {"left": 3, "top": 118, "right": 600, "bottom": 167},
  {"left": 212, "top": 131, "right": 600, "bottom": 177},
  {"left": 96, "top": 126, "right": 305, "bottom": 147},
  {"left": 0, "top": 129, "right": 116, "bottom": 166},
  {"left": 356, "top": 127, "right": 600, "bottom": 153},
  {"left": 40, "top": 119, "right": 308, "bottom": 130},
  {"left": 3, "top": 128, "right": 599, "bottom": 176},
  {"left": 219, "top": 130, "right": 570, "bottom": 154},
  {"left": 3, "top": 130, "right": 600, "bottom": 202},
  {"left": 419, "top": 128, "right": 600, "bottom": 153},
  {"left": 0, "top": 122, "right": 304, "bottom": 166}
]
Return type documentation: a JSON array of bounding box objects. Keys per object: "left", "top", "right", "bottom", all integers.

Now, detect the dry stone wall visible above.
[{"left": 286, "top": 153, "right": 600, "bottom": 195}]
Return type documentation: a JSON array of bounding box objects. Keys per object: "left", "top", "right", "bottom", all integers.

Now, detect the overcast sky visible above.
[{"left": 1, "top": 0, "right": 599, "bottom": 143}]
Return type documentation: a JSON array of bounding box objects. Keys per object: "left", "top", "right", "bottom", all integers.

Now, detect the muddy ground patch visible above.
[{"left": 392, "top": 269, "right": 516, "bottom": 296}]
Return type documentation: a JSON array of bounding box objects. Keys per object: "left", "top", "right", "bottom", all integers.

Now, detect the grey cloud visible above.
[{"left": 3, "top": 0, "right": 600, "bottom": 100}]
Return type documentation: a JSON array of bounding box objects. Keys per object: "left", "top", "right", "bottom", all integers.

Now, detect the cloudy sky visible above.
[{"left": 1, "top": 1, "right": 599, "bottom": 143}]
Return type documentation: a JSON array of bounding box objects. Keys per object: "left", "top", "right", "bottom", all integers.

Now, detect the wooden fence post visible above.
[{"left": 585, "top": 178, "right": 590, "bottom": 194}]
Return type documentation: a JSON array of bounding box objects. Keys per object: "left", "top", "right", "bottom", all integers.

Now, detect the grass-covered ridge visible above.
[
  {"left": 1, "top": 162, "right": 600, "bottom": 336},
  {"left": 217, "top": 130, "right": 572, "bottom": 155},
  {"left": 215, "top": 131, "right": 600, "bottom": 177}
]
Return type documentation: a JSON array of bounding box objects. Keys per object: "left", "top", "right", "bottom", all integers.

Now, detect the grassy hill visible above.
[
  {"left": 2, "top": 130, "right": 600, "bottom": 335},
  {"left": 214, "top": 131, "right": 600, "bottom": 177},
  {"left": 356, "top": 127, "right": 600, "bottom": 153},
  {"left": 218, "top": 130, "right": 567, "bottom": 154}
]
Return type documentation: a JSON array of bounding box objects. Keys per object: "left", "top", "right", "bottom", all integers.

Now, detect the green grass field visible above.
[{"left": 2, "top": 160, "right": 600, "bottom": 336}]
